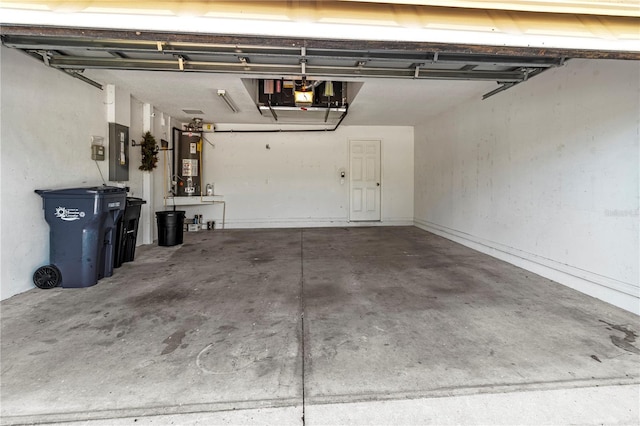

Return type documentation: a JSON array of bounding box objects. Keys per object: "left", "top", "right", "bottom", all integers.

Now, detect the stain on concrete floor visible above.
[
  {"left": 600, "top": 319, "right": 640, "bottom": 355},
  {"left": 1, "top": 227, "right": 638, "bottom": 424}
]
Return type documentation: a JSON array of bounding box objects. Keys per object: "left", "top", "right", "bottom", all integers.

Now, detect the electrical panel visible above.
[
  {"left": 109, "top": 123, "right": 129, "bottom": 181},
  {"left": 91, "top": 144, "right": 105, "bottom": 161}
]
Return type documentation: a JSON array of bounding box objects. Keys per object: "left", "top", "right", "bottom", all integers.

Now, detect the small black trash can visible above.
[
  {"left": 34, "top": 186, "right": 127, "bottom": 289},
  {"left": 156, "top": 210, "right": 185, "bottom": 246},
  {"left": 114, "top": 197, "right": 147, "bottom": 268}
]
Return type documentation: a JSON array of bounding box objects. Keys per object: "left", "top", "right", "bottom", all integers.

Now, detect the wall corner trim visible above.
[{"left": 414, "top": 219, "right": 640, "bottom": 315}]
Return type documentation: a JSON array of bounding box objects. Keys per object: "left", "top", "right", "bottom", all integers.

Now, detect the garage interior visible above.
[{"left": 1, "top": 1, "right": 639, "bottom": 424}]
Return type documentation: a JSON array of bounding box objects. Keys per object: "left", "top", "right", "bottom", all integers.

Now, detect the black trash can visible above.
[
  {"left": 34, "top": 186, "right": 127, "bottom": 289},
  {"left": 114, "top": 197, "right": 147, "bottom": 268},
  {"left": 156, "top": 210, "right": 185, "bottom": 246}
]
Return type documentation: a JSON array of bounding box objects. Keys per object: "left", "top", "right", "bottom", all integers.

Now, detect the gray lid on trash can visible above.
[
  {"left": 35, "top": 186, "right": 126, "bottom": 196},
  {"left": 156, "top": 210, "right": 185, "bottom": 216},
  {"left": 126, "top": 197, "right": 147, "bottom": 206}
]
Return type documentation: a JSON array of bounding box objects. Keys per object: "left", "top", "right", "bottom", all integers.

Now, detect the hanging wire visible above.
[{"left": 95, "top": 161, "right": 107, "bottom": 185}]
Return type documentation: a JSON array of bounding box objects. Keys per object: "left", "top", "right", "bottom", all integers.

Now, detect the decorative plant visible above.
[{"left": 139, "top": 131, "right": 159, "bottom": 171}]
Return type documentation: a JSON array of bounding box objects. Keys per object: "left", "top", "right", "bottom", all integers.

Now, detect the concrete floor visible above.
[{"left": 1, "top": 227, "right": 638, "bottom": 425}]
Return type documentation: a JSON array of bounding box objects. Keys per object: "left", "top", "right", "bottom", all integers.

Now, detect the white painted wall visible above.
[
  {"left": 1, "top": 46, "right": 109, "bottom": 299},
  {"left": 163, "top": 126, "right": 414, "bottom": 229},
  {"left": 106, "top": 84, "right": 131, "bottom": 127},
  {"left": 149, "top": 108, "right": 175, "bottom": 241},
  {"left": 128, "top": 97, "right": 144, "bottom": 199},
  {"left": 123, "top": 100, "right": 175, "bottom": 244},
  {"left": 414, "top": 59, "right": 640, "bottom": 314},
  {"left": 0, "top": 47, "right": 176, "bottom": 299}
]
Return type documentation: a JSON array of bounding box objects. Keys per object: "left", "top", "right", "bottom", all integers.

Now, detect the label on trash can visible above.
[
  {"left": 54, "top": 206, "right": 86, "bottom": 222},
  {"left": 108, "top": 202, "right": 121, "bottom": 208}
]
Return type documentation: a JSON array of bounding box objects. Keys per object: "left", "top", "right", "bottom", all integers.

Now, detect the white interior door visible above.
[{"left": 350, "top": 140, "right": 381, "bottom": 221}]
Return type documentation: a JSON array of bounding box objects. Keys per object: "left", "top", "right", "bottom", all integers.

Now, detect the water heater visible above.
[{"left": 175, "top": 131, "right": 202, "bottom": 196}]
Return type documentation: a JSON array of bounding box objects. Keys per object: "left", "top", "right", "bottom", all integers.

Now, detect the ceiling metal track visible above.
[
  {"left": 1, "top": 28, "right": 583, "bottom": 98},
  {"left": 2, "top": 25, "right": 637, "bottom": 60},
  {"left": 40, "top": 54, "right": 528, "bottom": 82},
  {"left": 2, "top": 35, "right": 564, "bottom": 68}
]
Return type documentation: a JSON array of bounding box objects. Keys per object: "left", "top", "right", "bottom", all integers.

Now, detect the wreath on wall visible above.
[{"left": 139, "top": 131, "right": 159, "bottom": 171}]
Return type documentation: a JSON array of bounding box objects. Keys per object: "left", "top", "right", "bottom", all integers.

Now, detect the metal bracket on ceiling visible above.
[
  {"left": 266, "top": 101, "right": 278, "bottom": 121},
  {"left": 63, "top": 69, "right": 103, "bottom": 90},
  {"left": 28, "top": 48, "right": 102, "bottom": 89},
  {"left": 108, "top": 51, "right": 128, "bottom": 59},
  {"left": 156, "top": 41, "right": 164, "bottom": 52},
  {"left": 220, "top": 104, "right": 349, "bottom": 133},
  {"left": 19, "top": 49, "right": 102, "bottom": 89},
  {"left": 414, "top": 63, "right": 423, "bottom": 79},
  {"left": 482, "top": 82, "right": 516, "bottom": 100},
  {"left": 238, "top": 56, "right": 249, "bottom": 71},
  {"left": 177, "top": 55, "right": 184, "bottom": 71},
  {"left": 37, "top": 50, "right": 51, "bottom": 66},
  {"left": 482, "top": 64, "right": 553, "bottom": 100},
  {"left": 300, "top": 46, "right": 307, "bottom": 76},
  {"left": 432, "top": 52, "right": 439, "bottom": 63}
]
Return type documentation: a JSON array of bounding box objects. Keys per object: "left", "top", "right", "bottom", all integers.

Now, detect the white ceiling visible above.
[
  {"left": 3, "top": 0, "right": 637, "bottom": 130},
  {"left": 84, "top": 68, "right": 495, "bottom": 127}
]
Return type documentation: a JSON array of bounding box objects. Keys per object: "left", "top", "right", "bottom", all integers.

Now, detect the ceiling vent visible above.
[{"left": 182, "top": 109, "right": 204, "bottom": 115}]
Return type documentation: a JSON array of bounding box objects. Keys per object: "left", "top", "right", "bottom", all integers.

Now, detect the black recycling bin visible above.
[
  {"left": 156, "top": 210, "right": 185, "bottom": 246},
  {"left": 114, "top": 197, "right": 147, "bottom": 268},
  {"left": 33, "top": 186, "right": 127, "bottom": 289}
]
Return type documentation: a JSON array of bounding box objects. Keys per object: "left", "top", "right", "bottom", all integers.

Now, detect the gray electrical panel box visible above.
[{"left": 109, "top": 123, "right": 129, "bottom": 181}]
